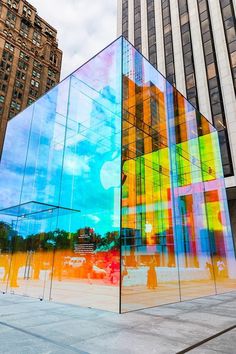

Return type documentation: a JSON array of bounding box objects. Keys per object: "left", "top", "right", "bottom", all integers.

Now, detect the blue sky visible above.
[{"left": 30, "top": 0, "right": 117, "bottom": 79}]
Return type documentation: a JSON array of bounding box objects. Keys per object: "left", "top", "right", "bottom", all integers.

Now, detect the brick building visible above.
[{"left": 0, "top": 0, "right": 62, "bottom": 152}]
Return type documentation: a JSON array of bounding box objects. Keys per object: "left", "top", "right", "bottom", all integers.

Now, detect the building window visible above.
[
  {"left": 10, "top": 100, "right": 21, "bottom": 111},
  {"left": 32, "top": 69, "right": 41, "bottom": 79},
  {"left": 45, "top": 27, "right": 54, "bottom": 37},
  {"left": 2, "top": 49, "right": 13, "bottom": 62},
  {"left": 20, "top": 51, "right": 29, "bottom": 62},
  {"left": 197, "top": 0, "right": 233, "bottom": 177},
  {"left": 18, "top": 60, "right": 28, "bottom": 71},
  {"left": 5, "top": 42, "right": 14, "bottom": 52},
  {"left": 0, "top": 60, "right": 11, "bottom": 72},
  {"left": 48, "top": 68, "right": 56, "bottom": 79},
  {"left": 15, "top": 80, "right": 24, "bottom": 90},
  {"left": 12, "top": 2, "right": 18, "bottom": 11},
  {"left": 27, "top": 98, "right": 35, "bottom": 106},
  {"left": 23, "top": 6, "right": 31, "bottom": 17},
  {"left": 12, "top": 89, "right": 22, "bottom": 100},
  {"left": 0, "top": 71, "right": 9, "bottom": 82},
  {"left": 31, "top": 79, "right": 39, "bottom": 88},
  {"left": 147, "top": 0, "right": 157, "bottom": 68},
  {"left": 50, "top": 52, "right": 58, "bottom": 66},
  {"left": 35, "top": 17, "right": 41, "bottom": 28},
  {"left": 219, "top": 0, "right": 236, "bottom": 91},
  {"left": 162, "top": 0, "right": 175, "bottom": 85},
  {"left": 122, "top": 0, "right": 128, "bottom": 38},
  {"left": 0, "top": 83, "right": 7, "bottom": 93},
  {"left": 33, "top": 31, "right": 41, "bottom": 47},
  {"left": 6, "top": 10, "right": 16, "bottom": 28},
  {"left": 29, "top": 88, "right": 38, "bottom": 97},
  {"left": 178, "top": 0, "right": 198, "bottom": 108},
  {"left": 16, "top": 70, "right": 26, "bottom": 81},
  {"left": 33, "top": 61, "right": 42, "bottom": 71},
  {"left": 20, "top": 21, "right": 29, "bottom": 38},
  {"left": 47, "top": 78, "right": 55, "bottom": 87},
  {"left": 134, "top": 0, "right": 142, "bottom": 52}
]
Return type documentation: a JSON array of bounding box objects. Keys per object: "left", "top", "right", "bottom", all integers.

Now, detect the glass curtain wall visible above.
[
  {"left": 0, "top": 37, "right": 235, "bottom": 313},
  {"left": 121, "top": 38, "right": 236, "bottom": 312},
  {"left": 0, "top": 38, "right": 122, "bottom": 312}
]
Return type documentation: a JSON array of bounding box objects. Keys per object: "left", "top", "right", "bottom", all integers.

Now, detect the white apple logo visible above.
[
  {"left": 145, "top": 223, "right": 153, "bottom": 233},
  {"left": 100, "top": 155, "right": 120, "bottom": 190}
]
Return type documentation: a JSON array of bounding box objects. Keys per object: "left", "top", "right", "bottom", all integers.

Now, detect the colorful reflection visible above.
[
  {"left": 0, "top": 38, "right": 122, "bottom": 312},
  {"left": 121, "top": 39, "right": 236, "bottom": 312},
  {"left": 0, "top": 37, "right": 235, "bottom": 313}
]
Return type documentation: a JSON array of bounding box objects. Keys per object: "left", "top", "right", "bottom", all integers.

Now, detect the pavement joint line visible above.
[
  {"left": 0, "top": 320, "right": 89, "bottom": 354},
  {"left": 123, "top": 294, "right": 234, "bottom": 314},
  {"left": 176, "top": 324, "right": 236, "bottom": 353},
  {"left": 0, "top": 318, "right": 140, "bottom": 350}
]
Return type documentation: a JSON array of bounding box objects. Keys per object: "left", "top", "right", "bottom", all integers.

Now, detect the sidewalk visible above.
[{"left": 0, "top": 291, "right": 236, "bottom": 353}]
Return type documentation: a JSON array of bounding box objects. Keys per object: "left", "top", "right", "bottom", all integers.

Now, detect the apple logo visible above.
[
  {"left": 145, "top": 223, "right": 153, "bottom": 233},
  {"left": 100, "top": 154, "right": 121, "bottom": 190}
]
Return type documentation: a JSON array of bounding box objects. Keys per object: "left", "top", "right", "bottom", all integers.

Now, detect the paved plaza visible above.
[{"left": 0, "top": 291, "right": 236, "bottom": 353}]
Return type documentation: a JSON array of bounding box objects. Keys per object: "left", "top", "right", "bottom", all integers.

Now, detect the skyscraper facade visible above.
[
  {"left": 0, "top": 0, "right": 62, "bottom": 153},
  {"left": 117, "top": 0, "right": 236, "bottom": 241}
]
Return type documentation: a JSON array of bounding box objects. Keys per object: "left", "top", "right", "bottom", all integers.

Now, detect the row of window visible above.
[
  {"left": 147, "top": 0, "right": 157, "bottom": 68},
  {"left": 5, "top": 42, "right": 14, "bottom": 52},
  {"left": 134, "top": 0, "right": 142, "bottom": 52},
  {"left": 3, "top": 9, "right": 56, "bottom": 46},
  {"left": 6, "top": 0, "right": 19, "bottom": 10},
  {"left": 0, "top": 47, "right": 57, "bottom": 120},
  {"left": 162, "top": 0, "right": 175, "bottom": 85},
  {"left": 122, "top": 0, "right": 128, "bottom": 38},
  {"left": 6, "top": 0, "right": 55, "bottom": 37},
  {"left": 197, "top": 0, "right": 233, "bottom": 177},
  {"left": 5, "top": 38, "right": 58, "bottom": 70},
  {"left": 219, "top": 0, "right": 236, "bottom": 91},
  {"left": 0, "top": 47, "right": 13, "bottom": 94},
  {"left": 178, "top": 0, "right": 198, "bottom": 109}
]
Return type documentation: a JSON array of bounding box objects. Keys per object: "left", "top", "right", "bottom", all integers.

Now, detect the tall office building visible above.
[
  {"left": 0, "top": 0, "right": 62, "bottom": 152},
  {"left": 118, "top": 0, "right": 236, "bottom": 240}
]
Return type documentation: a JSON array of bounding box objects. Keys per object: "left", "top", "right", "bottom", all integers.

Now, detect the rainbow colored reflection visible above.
[{"left": 0, "top": 38, "right": 235, "bottom": 313}]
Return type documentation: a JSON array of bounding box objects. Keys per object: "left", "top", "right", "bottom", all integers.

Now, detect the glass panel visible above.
[
  {"left": 0, "top": 105, "right": 34, "bottom": 293},
  {"left": 121, "top": 38, "right": 236, "bottom": 312},
  {"left": 201, "top": 130, "right": 236, "bottom": 294},
  {"left": 121, "top": 40, "right": 181, "bottom": 312},
  {"left": 48, "top": 39, "right": 122, "bottom": 312},
  {"left": 6, "top": 79, "right": 70, "bottom": 299},
  {"left": 170, "top": 97, "right": 216, "bottom": 300},
  {"left": 0, "top": 39, "right": 122, "bottom": 312}
]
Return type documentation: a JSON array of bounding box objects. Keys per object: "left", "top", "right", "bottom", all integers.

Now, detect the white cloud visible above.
[
  {"left": 29, "top": 0, "right": 117, "bottom": 79},
  {"left": 63, "top": 153, "right": 91, "bottom": 176}
]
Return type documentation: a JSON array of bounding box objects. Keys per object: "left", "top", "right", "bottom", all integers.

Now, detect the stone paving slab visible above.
[
  {"left": 0, "top": 292, "right": 236, "bottom": 353},
  {"left": 188, "top": 328, "right": 236, "bottom": 354}
]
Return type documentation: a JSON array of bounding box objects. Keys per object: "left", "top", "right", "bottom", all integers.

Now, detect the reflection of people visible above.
[
  {"left": 54, "top": 252, "right": 63, "bottom": 281},
  {"left": 205, "top": 261, "right": 214, "bottom": 280},
  {"left": 147, "top": 262, "right": 157, "bottom": 290},
  {"left": 85, "top": 257, "right": 93, "bottom": 284},
  {"left": 121, "top": 258, "right": 128, "bottom": 284},
  {"left": 217, "top": 258, "right": 225, "bottom": 279},
  {"left": 33, "top": 252, "right": 41, "bottom": 280},
  {"left": 109, "top": 258, "right": 119, "bottom": 285},
  {"left": 0, "top": 254, "right": 10, "bottom": 282},
  {"left": 9, "top": 253, "right": 25, "bottom": 288}
]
